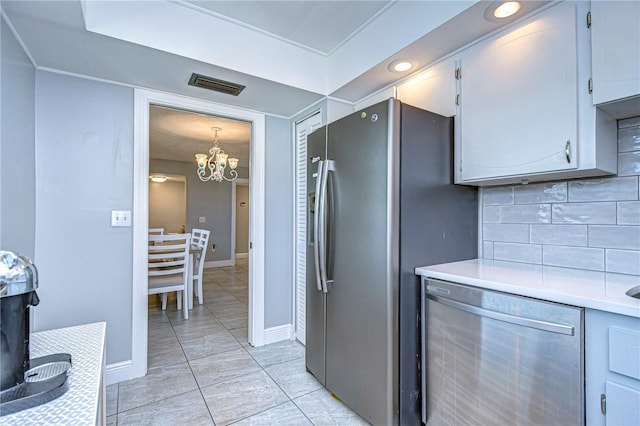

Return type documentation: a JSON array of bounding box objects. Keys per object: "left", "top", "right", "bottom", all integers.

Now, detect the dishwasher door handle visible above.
[{"left": 426, "top": 293, "right": 575, "bottom": 336}]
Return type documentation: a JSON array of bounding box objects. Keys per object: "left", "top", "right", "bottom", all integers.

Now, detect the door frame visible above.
[{"left": 132, "top": 88, "right": 266, "bottom": 378}]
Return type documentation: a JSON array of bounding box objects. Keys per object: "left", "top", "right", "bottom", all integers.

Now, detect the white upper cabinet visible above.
[
  {"left": 396, "top": 58, "right": 457, "bottom": 118},
  {"left": 454, "top": 2, "right": 617, "bottom": 186},
  {"left": 591, "top": 1, "right": 640, "bottom": 109}
]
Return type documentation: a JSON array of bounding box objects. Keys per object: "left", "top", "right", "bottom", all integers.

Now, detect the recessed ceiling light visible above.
[
  {"left": 388, "top": 60, "right": 416, "bottom": 73},
  {"left": 493, "top": 2, "right": 521, "bottom": 18},
  {"left": 149, "top": 175, "right": 168, "bottom": 183}
]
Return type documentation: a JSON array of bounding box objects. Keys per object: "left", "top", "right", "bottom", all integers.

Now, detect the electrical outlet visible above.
[
  {"left": 111, "top": 210, "right": 131, "bottom": 227},
  {"left": 199, "top": 216, "right": 206, "bottom": 223}
]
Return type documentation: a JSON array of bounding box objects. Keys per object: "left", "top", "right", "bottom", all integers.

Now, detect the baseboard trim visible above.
[
  {"left": 204, "top": 259, "right": 233, "bottom": 268},
  {"left": 105, "top": 360, "right": 133, "bottom": 385},
  {"left": 235, "top": 253, "right": 248, "bottom": 259},
  {"left": 263, "top": 324, "right": 292, "bottom": 345}
]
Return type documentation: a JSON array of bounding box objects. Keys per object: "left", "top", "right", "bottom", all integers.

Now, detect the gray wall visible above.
[
  {"left": 6, "top": 57, "right": 302, "bottom": 364},
  {"left": 1, "top": 16, "right": 36, "bottom": 259},
  {"left": 34, "top": 71, "right": 134, "bottom": 364},
  {"left": 235, "top": 184, "right": 249, "bottom": 254},
  {"left": 149, "top": 159, "right": 249, "bottom": 261},
  {"left": 481, "top": 116, "right": 640, "bottom": 275},
  {"left": 264, "top": 115, "right": 294, "bottom": 328}
]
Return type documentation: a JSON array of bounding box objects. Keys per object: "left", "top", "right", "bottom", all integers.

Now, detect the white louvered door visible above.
[{"left": 294, "top": 111, "right": 322, "bottom": 345}]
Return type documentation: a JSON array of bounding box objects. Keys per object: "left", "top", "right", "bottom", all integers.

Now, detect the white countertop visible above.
[
  {"left": 3, "top": 322, "right": 106, "bottom": 425},
  {"left": 415, "top": 259, "right": 640, "bottom": 318}
]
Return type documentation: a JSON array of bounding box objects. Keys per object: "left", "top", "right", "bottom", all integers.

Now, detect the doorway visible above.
[{"left": 132, "top": 89, "right": 266, "bottom": 379}]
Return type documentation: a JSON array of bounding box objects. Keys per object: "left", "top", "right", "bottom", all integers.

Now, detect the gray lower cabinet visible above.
[{"left": 585, "top": 309, "right": 640, "bottom": 426}]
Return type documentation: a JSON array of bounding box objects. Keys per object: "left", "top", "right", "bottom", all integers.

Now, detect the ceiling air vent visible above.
[{"left": 188, "top": 73, "right": 245, "bottom": 96}]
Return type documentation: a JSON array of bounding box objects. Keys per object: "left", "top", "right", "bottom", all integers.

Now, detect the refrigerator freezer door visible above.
[
  {"left": 325, "top": 100, "right": 398, "bottom": 426},
  {"left": 305, "top": 126, "right": 327, "bottom": 385}
]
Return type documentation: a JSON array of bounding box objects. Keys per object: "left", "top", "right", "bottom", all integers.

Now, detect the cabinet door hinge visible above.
[
  {"left": 600, "top": 393, "right": 606, "bottom": 414},
  {"left": 588, "top": 77, "right": 593, "bottom": 94},
  {"left": 455, "top": 67, "right": 462, "bottom": 80},
  {"left": 587, "top": 11, "right": 591, "bottom": 29},
  {"left": 250, "top": 242, "right": 253, "bottom": 249}
]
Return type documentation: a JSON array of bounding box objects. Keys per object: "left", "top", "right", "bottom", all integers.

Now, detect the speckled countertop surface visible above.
[
  {"left": 3, "top": 322, "right": 106, "bottom": 424},
  {"left": 416, "top": 259, "right": 640, "bottom": 318}
]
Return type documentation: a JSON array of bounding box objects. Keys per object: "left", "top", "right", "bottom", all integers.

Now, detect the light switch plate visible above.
[
  {"left": 199, "top": 216, "right": 206, "bottom": 223},
  {"left": 111, "top": 210, "right": 131, "bottom": 227}
]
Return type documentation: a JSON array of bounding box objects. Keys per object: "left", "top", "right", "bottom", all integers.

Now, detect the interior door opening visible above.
[
  {"left": 146, "top": 105, "right": 251, "bottom": 346},
  {"left": 132, "top": 88, "right": 267, "bottom": 380}
]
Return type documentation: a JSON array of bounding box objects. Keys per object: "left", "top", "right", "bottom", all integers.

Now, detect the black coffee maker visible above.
[{"left": 0, "top": 251, "right": 71, "bottom": 416}]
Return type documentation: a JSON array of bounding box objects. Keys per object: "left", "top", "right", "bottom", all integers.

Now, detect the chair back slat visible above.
[
  {"left": 148, "top": 233, "right": 190, "bottom": 278},
  {"left": 148, "top": 242, "right": 188, "bottom": 251},
  {"left": 190, "top": 228, "right": 211, "bottom": 305},
  {"left": 147, "top": 232, "right": 191, "bottom": 320},
  {"left": 191, "top": 228, "right": 210, "bottom": 251}
]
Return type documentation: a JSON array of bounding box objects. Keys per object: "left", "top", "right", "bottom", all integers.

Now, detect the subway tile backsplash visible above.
[
  {"left": 618, "top": 201, "right": 640, "bottom": 225},
  {"left": 480, "top": 117, "right": 640, "bottom": 275},
  {"left": 567, "top": 176, "right": 638, "bottom": 202},
  {"left": 530, "top": 224, "right": 588, "bottom": 246},
  {"left": 513, "top": 182, "right": 567, "bottom": 204},
  {"left": 494, "top": 242, "right": 542, "bottom": 264},
  {"left": 551, "top": 202, "right": 617, "bottom": 225}
]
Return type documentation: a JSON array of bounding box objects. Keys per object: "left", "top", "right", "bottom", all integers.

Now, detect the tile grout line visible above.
[
  {"left": 178, "top": 269, "right": 250, "bottom": 425},
  {"left": 169, "top": 304, "right": 217, "bottom": 424},
  {"left": 139, "top": 263, "right": 324, "bottom": 425}
]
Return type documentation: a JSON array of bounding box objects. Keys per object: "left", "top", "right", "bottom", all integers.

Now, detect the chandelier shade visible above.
[{"left": 195, "top": 127, "right": 239, "bottom": 182}]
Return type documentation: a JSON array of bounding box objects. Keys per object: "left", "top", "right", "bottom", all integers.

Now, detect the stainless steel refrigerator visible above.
[{"left": 305, "top": 98, "right": 478, "bottom": 426}]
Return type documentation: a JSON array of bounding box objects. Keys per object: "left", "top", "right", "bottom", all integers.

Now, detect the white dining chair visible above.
[
  {"left": 190, "top": 228, "right": 210, "bottom": 305},
  {"left": 148, "top": 233, "right": 191, "bottom": 319},
  {"left": 148, "top": 228, "right": 165, "bottom": 235}
]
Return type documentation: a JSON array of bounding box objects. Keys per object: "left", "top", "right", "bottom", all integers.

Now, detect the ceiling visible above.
[
  {"left": 150, "top": 106, "right": 251, "bottom": 166},
  {"left": 0, "top": 1, "right": 550, "bottom": 118},
  {"left": 181, "top": 1, "right": 394, "bottom": 55},
  {"left": 1, "top": 1, "right": 549, "bottom": 160}
]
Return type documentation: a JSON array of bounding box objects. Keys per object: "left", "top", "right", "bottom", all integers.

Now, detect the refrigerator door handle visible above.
[
  {"left": 323, "top": 160, "right": 335, "bottom": 288},
  {"left": 313, "top": 160, "right": 324, "bottom": 292},
  {"left": 318, "top": 159, "right": 330, "bottom": 293}
]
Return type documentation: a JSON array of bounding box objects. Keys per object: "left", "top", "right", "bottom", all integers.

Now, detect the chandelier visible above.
[{"left": 195, "top": 127, "right": 239, "bottom": 182}]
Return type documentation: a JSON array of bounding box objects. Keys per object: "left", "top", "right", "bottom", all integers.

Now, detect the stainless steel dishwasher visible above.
[{"left": 421, "top": 278, "right": 584, "bottom": 425}]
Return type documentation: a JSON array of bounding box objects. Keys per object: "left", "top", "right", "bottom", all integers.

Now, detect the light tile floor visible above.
[{"left": 106, "top": 259, "right": 368, "bottom": 425}]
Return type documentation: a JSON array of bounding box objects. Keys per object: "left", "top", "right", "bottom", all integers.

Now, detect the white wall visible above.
[
  {"left": 264, "top": 115, "right": 294, "bottom": 328},
  {"left": 1, "top": 16, "right": 36, "bottom": 259},
  {"left": 149, "top": 179, "right": 186, "bottom": 233},
  {"left": 34, "top": 71, "right": 134, "bottom": 365}
]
